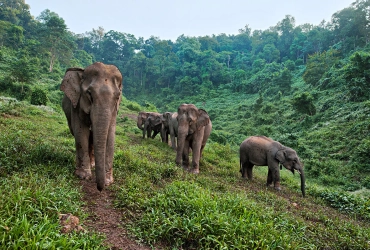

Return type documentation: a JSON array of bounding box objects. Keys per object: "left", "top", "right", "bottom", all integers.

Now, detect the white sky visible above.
[{"left": 26, "top": 0, "right": 354, "bottom": 41}]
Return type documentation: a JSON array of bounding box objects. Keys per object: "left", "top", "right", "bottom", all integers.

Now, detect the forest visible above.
[{"left": 1, "top": 0, "right": 370, "bottom": 249}]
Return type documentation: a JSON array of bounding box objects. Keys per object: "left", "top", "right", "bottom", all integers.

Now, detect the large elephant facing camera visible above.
[
  {"left": 239, "top": 136, "right": 305, "bottom": 197},
  {"left": 60, "top": 62, "right": 122, "bottom": 191},
  {"left": 176, "top": 104, "right": 212, "bottom": 173}
]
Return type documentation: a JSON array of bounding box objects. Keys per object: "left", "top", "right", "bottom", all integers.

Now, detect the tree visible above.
[
  {"left": 303, "top": 50, "right": 339, "bottom": 86},
  {"left": 291, "top": 92, "right": 316, "bottom": 115},
  {"left": 36, "top": 10, "right": 75, "bottom": 72},
  {"left": 343, "top": 51, "right": 370, "bottom": 101}
]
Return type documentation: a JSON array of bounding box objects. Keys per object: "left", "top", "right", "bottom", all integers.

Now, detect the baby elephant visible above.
[{"left": 239, "top": 136, "right": 305, "bottom": 197}]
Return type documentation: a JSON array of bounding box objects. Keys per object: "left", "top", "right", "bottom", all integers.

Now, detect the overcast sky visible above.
[{"left": 26, "top": 0, "right": 354, "bottom": 41}]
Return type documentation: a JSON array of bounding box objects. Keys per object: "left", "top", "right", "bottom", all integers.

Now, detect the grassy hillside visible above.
[{"left": 1, "top": 96, "right": 369, "bottom": 249}]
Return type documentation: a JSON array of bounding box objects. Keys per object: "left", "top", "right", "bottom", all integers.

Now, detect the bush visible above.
[{"left": 30, "top": 87, "right": 48, "bottom": 106}]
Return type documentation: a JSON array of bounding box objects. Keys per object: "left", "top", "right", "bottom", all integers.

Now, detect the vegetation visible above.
[{"left": 1, "top": 0, "right": 370, "bottom": 249}]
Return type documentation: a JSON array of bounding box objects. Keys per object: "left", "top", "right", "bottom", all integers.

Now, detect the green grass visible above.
[{"left": 1, "top": 97, "right": 370, "bottom": 249}]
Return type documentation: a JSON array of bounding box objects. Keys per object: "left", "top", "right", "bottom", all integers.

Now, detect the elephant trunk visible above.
[
  {"left": 300, "top": 169, "right": 306, "bottom": 197},
  {"left": 92, "top": 109, "right": 111, "bottom": 191},
  {"left": 137, "top": 118, "right": 144, "bottom": 130}
]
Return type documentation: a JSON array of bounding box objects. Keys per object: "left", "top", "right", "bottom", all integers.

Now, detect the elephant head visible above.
[
  {"left": 137, "top": 111, "right": 149, "bottom": 130},
  {"left": 176, "top": 104, "right": 211, "bottom": 172},
  {"left": 275, "top": 147, "right": 305, "bottom": 197},
  {"left": 60, "top": 62, "right": 122, "bottom": 191}
]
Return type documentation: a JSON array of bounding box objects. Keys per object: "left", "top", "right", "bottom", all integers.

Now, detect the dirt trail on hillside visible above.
[{"left": 80, "top": 177, "right": 152, "bottom": 250}]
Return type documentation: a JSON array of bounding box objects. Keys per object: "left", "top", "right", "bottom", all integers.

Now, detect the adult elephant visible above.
[
  {"left": 239, "top": 136, "right": 305, "bottom": 197},
  {"left": 176, "top": 104, "right": 212, "bottom": 174},
  {"left": 60, "top": 62, "right": 122, "bottom": 191},
  {"left": 143, "top": 112, "right": 162, "bottom": 139},
  {"left": 161, "top": 112, "right": 178, "bottom": 149}
]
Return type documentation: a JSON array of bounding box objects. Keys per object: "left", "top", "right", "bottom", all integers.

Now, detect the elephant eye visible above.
[{"left": 87, "top": 90, "right": 93, "bottom": 103}]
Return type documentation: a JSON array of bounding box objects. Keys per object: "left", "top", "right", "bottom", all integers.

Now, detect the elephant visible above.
[
  {"left": 161, "top": 112, "right": 178, "bottom": 149},
  {"left": 143, "top": 112, "right": 162, "bottom": 139},
  {"left": 60, "top": 62, "right": 122, "bottom": 191},
  {"left": 239, "top": 136, "right": 305, "bottom": 197},
  {"left": 176, "top": 104, "right": 212, "bottom": 174}
]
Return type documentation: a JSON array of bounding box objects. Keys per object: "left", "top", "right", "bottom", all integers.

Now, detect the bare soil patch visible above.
[{"left": 80, "top": 178, "right": 152, "bottom": 250}]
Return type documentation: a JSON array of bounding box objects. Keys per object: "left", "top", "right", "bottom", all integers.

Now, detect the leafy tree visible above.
[
  {"left": 260, "top": 44, "right": 280, "bottom": 63},
  {"left": 36, "top": 9, "right": 75, "bottom": 72},
  {"left": 276, "top": 68, "right": 293, "bottom": 94},
  {"left": 303, "top": 49, "right": 339, "bottom": 87},
  {"left": 343, "top": 51, "right": 370, "bottom": 101},
  {"left": 10, "top": 52, "right": 39, "bottom": 96},
  {"left": 291, "top": 92, "right": 316, "bottom": 115}
]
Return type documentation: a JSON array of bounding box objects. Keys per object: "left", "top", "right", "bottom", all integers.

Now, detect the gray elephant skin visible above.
[
  {"left": 161, "top": 112, "right": 178, "bottom": 149},
  {"left": 60, "top": 62, "right": 122, "bottom": 191},
  {"left": 137, "top": 111, "right": 161, "bottom": 139},
  {"left": 143, "top": 112, "right": 162, "bottom": 139},
  {"left": 176, "top": 104, "right": 212, "bottom": 173},
  {"left": 239, "top": 136, "right": 305, "bottom": 197}
]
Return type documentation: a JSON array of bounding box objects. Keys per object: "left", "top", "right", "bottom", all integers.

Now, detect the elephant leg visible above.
[
  {"left": 74, "top": 124, "right": 92, "bottom": 180},
  {"left": 182, "top": 140, "right": 190, "bottom": 169},
  {"left": 189, "top": 140, "right": 203, "bottom": 174},
  {"left": 246, "top": 163, "right": 254, "bottom": 180},
  {"left": 267, "top": 168, "right": 273, "bottom": 187},
  {"left": 270, "top": 167, "right": 281, "bottom": 190},
  {"left": 152, "top": 130, "right": 159, "bottom": 139}
]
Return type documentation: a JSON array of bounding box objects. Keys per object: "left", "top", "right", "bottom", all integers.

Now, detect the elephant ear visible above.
[
  {"left": 115, "top": 76, "right": 123, "bottom": 113},
  {"left": 196, "top": 109, "right": 210, "bottom": 130},
  {"left": 275, "top": 149, "right": 286, "bottom": 164},
  {"left": 60, "top": 68, "right": 84, "bottom": 108}
]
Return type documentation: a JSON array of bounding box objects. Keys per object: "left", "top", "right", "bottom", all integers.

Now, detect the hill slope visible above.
[{"left": 0, "top": 97, "right": 369, "bottom": 249}]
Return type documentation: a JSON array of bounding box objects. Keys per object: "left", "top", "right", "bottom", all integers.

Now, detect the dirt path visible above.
[{"left": 80, "top": 178, "right": 152, "bottom": 250}]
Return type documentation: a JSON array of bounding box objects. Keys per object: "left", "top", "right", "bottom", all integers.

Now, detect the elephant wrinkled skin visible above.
[
  {"left": 239, "top": 136, "right": 305, "bottom": 197},
  {"left": 161, "top": 112, "right": 178, "bottom": 149},
  {"left": 60, "top": 62, "right": 122, "bottom": 191},
  {"left": 176, "top": 104, "right": 212, "bottom": 174}
]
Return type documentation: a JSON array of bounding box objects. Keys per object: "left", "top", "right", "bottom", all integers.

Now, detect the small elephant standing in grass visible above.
[
  {"left": 60, "top": 62, "right": 122, "bottom": 191},
  {"left": 176, "top": 104, "right": 212, "bottom": 174},
  {"left": 239, "top": 136, "right": 305, "bottom": 197},
  {"left": 143, "top": 112, "right": 162, "bottom": 139},
  {"left": 161, "top": 112, "right": 178, "bottom": 149},
  {"left": 137, "top": 111, "right": 161, "bottom": 139}
]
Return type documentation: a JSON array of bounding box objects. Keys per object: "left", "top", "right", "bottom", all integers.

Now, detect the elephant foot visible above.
[
  {"left": 188, "top": 168, "right": 199, "bottom": 174},
  {"left": 75, "top": 168, "right": 92, "bottom": 180},
  {"left": 274, "top": 182, "right": 281, "bottom": 191},
  {"left": 105, "top": 171, "right": 114, "bottom": 186}
]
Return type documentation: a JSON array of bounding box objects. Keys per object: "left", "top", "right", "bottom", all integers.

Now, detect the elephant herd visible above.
[
  {"left": 137, "top": 103, "right": 212, "bottom": 174},
  {"left": 60, "top": 62, "right": 305, "bottom": 197}
]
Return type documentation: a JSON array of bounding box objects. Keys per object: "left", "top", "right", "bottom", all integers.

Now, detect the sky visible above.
[{"left": 25, "top": 0, "right": 354, "bottom": 41}]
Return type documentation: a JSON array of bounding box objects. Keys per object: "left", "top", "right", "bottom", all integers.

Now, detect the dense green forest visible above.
[{"left": 1, "top": 0, "right": 370, "bottom": 248}]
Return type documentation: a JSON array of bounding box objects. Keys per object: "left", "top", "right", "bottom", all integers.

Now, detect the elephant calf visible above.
[{"left": 239, "top": 136, "right": 305, "bottom": 197}]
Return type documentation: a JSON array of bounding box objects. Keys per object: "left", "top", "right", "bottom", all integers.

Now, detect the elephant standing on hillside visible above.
[
  {"left": 239, "top": 136, "right": 305, "bottom": 197},
  {"left": 143, "top": 112, "right": 162, "bottom": 139},
  {"left": 176, "top": 104, "right": 212, "bottom": 173},
  {"left": 60, "top": 62, "right": 122, "bottom": 191},
  {"left": 161, "top": 112, "right": 178, "bottom": 149}
]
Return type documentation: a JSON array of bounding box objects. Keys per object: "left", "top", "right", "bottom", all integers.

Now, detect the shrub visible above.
[{"left": 30, "top": 87, "right": 48, "bottom": 106}]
